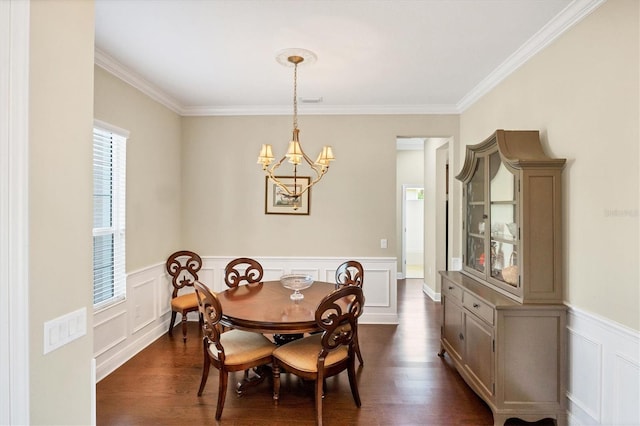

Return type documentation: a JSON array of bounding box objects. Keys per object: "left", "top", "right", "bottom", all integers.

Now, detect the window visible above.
[{"left": 93, "top": 120, "right": 128, "bottom": 309}]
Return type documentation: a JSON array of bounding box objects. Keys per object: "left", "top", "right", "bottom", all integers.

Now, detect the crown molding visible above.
[
  {"left": 94, "top": 50, "right": 458, "bottom": 116},
  {"left": 94, "top": 48, "right": 184, "bottom": 114},
  {"left": 180, "top": 103, "right": 459, "bottom": 116},
  {"left": 95, "top": 0, "right": 606, "bottom": 117},
  {"left": 456, "top": 0, "right": 607, "bottom": 112}
]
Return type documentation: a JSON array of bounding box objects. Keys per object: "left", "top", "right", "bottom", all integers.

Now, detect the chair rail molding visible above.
[{"left": 94, "top": 256, "right": 397, "bottom": 381}]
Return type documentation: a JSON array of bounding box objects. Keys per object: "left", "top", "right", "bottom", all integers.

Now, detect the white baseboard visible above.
[
  {"left": 566, "top": 305, "right": 639, "bottom": 426},
  {"left": 422, "top": 282, "right": 441, "bottom": 302}
]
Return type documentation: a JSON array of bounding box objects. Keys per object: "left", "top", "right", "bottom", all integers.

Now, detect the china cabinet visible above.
[{"left": 439, "top": 130, "right": 567, "bottom": 426}]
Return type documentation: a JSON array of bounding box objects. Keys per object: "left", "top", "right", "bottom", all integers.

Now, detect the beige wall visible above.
[
  {"left": 182, "top": 115, "right": 458, "bottom": 258},
  {"left": 460, "top": 0, "right": 639, "bottom": 331},
  {"left": 29, "top": 1, "right": 94, "bottom": 423},
  {"left": 94, "top": 67, "right": 183, "bottom": 271}
]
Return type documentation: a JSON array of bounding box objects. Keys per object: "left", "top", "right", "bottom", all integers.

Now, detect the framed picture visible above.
[{"left": 265, "top": 176, "right": 311, "bottom": 215}]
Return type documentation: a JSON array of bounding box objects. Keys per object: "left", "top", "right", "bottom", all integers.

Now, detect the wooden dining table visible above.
[
  {"left": 217, "top": 280, "right": 338, "bottom": 335},
  {"left": 217, "top": 279, "right": 339, "bottom": 393}
]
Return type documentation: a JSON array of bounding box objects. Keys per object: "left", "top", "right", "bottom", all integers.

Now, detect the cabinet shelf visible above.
[{"left": 490, "top": 235, "right": 516, "bottom": 244}]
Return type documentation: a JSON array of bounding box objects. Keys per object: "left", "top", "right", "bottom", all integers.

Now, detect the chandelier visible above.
[{"left": 257, "top": 48, "right": 335, "bottom": 206}]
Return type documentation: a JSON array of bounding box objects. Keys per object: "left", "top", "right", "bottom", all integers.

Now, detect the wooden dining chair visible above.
[
  {"left": 166, "top": 250, "right": 203, "bottom": 342},
  {"left": 335, "top": 260, "right": 364, "bottom": 288},
  {"left": 194, "top": 281, "right": 276, "bottom": 420},
  {"left": 335, "top": 260, "right": 364, "bottom": 365},
  {"left": 224, "top": 257, "right": 263, "bottom": 288},
  {"left": 272, "top": 285, "right": 365, "bottom": 426}
]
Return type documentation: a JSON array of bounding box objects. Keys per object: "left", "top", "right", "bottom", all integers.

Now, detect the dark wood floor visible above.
[{"left": 97, "top": 279, "right": 555, "bottom": 425}]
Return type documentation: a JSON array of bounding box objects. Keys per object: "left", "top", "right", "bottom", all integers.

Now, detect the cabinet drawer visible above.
[
  {"left": 463, "top": 292, "right": 494, "bottom": 325},
  {"left": 442, "top": 281, "right": 463, "bottom": 303}
]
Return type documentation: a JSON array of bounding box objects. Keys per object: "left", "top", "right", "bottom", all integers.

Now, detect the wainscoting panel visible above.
[
  {"left": 94, "top": 256, "right": 397, "bottom": 381},
  {"left": 94, "top": 308, "right": 127, "bottom": 358},
  {"left": 567, "top": 306, "right": 640, "bottom": 426},
  {"left": 131, "top": 277, "right": 157, "bottom": 334}
]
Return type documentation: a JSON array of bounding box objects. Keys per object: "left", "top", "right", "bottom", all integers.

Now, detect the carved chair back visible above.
[
  {"left": 316, "top": 285, "right": 365, "bottom": 362},
  {"left": 224, "top": 257, "right": 264, "bottom": 288},
  {"left": 193, "top": 281, "right": 225, "bottom": 362},
  {"left": 335, "top": 260, "right": 364, "bottom": 288},
  {"left": 166, "top": 250, "right": 203, "bottom": 298}
]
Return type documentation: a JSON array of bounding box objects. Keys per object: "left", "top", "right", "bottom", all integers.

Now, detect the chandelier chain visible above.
[{"left": 293, "top": 62, "right": 298, "bottom": 129}]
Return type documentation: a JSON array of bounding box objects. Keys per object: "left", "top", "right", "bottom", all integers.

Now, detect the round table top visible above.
[{"left": 217, "top": 280, "right": 337, "bottom": 334}]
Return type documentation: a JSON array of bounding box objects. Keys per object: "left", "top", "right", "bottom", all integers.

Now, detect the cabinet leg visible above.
[{"left": 492, "top": 413, "right": 508, "bottom": 426}]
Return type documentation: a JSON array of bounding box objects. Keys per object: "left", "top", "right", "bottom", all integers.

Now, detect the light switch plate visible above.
[{"left": 43, "top": 307, "right": 87, "bottom": 354}]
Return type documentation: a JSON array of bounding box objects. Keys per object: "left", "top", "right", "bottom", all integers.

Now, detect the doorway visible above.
[
  {"left": 397, "top": 137, "right": 425, "bottom": 279},
  {"left": 402, "top": 185, "right": 424, "bottom": 278}
]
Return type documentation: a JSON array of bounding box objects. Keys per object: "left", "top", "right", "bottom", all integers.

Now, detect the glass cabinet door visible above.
[
  {"left": 465, "top": 158, "right": 486, "bottom": 273},
  {"left": 488, "top": 152, "right": 518, "bottom": 287}
]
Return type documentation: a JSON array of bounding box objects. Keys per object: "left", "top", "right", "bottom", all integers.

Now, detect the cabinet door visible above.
[
  {"left": 465, "top": 157, "right": 486, "bottom": 273},
  {"left": 488, "top": 151, "right": 519, "bottom": 291},
  {"left": 442, "top": 296, "right": 464, "bottom": 362},
  {"left": 464, "top": 312, "right": 494, "bottom": 398}
]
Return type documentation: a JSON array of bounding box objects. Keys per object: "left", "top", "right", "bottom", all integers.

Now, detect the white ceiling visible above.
[{"left": 94, "top": 0, "right": 603, "bottom": 116}]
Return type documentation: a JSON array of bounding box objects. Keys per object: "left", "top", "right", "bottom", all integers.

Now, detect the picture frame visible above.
[{"left": 265, "top": 176, "right": 311, "bottom": 215}]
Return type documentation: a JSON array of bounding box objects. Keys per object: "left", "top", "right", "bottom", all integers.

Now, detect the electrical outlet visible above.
[{"left": 380, "top": 238, "right": 387, "bottom": 249}]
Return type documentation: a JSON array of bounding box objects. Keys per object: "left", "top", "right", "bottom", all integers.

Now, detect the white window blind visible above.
[{"left": 93, "top": 122, "right": 127, "bottom": 309}]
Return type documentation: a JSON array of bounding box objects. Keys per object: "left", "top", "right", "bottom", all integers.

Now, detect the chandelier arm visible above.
[
  {"left": 265, "top": 153, "right": 326, "bottom": 198},
  {"left": 290, "top": 167, "right": 329, "bottom": 198}
]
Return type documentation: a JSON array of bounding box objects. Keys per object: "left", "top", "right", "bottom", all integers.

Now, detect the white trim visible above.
[
  {"left": 0, "top": 0, "right": 30, "bottom": 424},
  {"left": 93, "top": 119, "right": 130, "bottom": 138},
  {"left": 567, "top": 304, "right": 640, "bottom": 341},
  {"left": 566, "top": 305, "right": 640, "bottom": 426},
  {"left": 94, "top": 48, "right": 183, "bottom": 115},
  {"left": 457, "top": 0, "right": 607, "bottom": 112},
  {"left": 180, "top": 103, "right": 459, "bottom": 116},
  {"left": 91, "top": 358, "right": 96, "bottom": 426},
  {"left": 422, "top": 282, "right": 441, "bottom": 302}
]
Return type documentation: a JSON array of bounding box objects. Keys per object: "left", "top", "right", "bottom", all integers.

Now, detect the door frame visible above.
[{"left": 0, "top": 1, "right": 30, "bottom": 424}]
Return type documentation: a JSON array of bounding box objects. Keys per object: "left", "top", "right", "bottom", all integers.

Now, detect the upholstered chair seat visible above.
[
  {"left": 213, "top": 330, "right": 275, "bottom": 366},
  {"left": 272, "top": 334, "right": 349, "bottom": 373}
]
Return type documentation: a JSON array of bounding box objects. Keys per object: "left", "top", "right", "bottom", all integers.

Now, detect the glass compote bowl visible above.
[{"left": 280, "top": 274, "right": 314, "bottom": 301}]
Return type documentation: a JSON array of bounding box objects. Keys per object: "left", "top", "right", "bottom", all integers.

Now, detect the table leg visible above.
[
  {"left": 273, "top": 333, "right": 304, "bottom": 346},
  {"left": 235, "top": 365, "right": 271, "bottom": 395}
]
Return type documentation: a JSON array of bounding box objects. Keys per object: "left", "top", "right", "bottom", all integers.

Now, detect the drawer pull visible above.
[
  {"left": 448, "top": 286, "right": 454, "bottom": 290},
  {"left": 459, "top": 333, "right": 464, "bottom": 340},
  {"left": 473, "top": 303, "right": 480, "bottom": 308}
]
